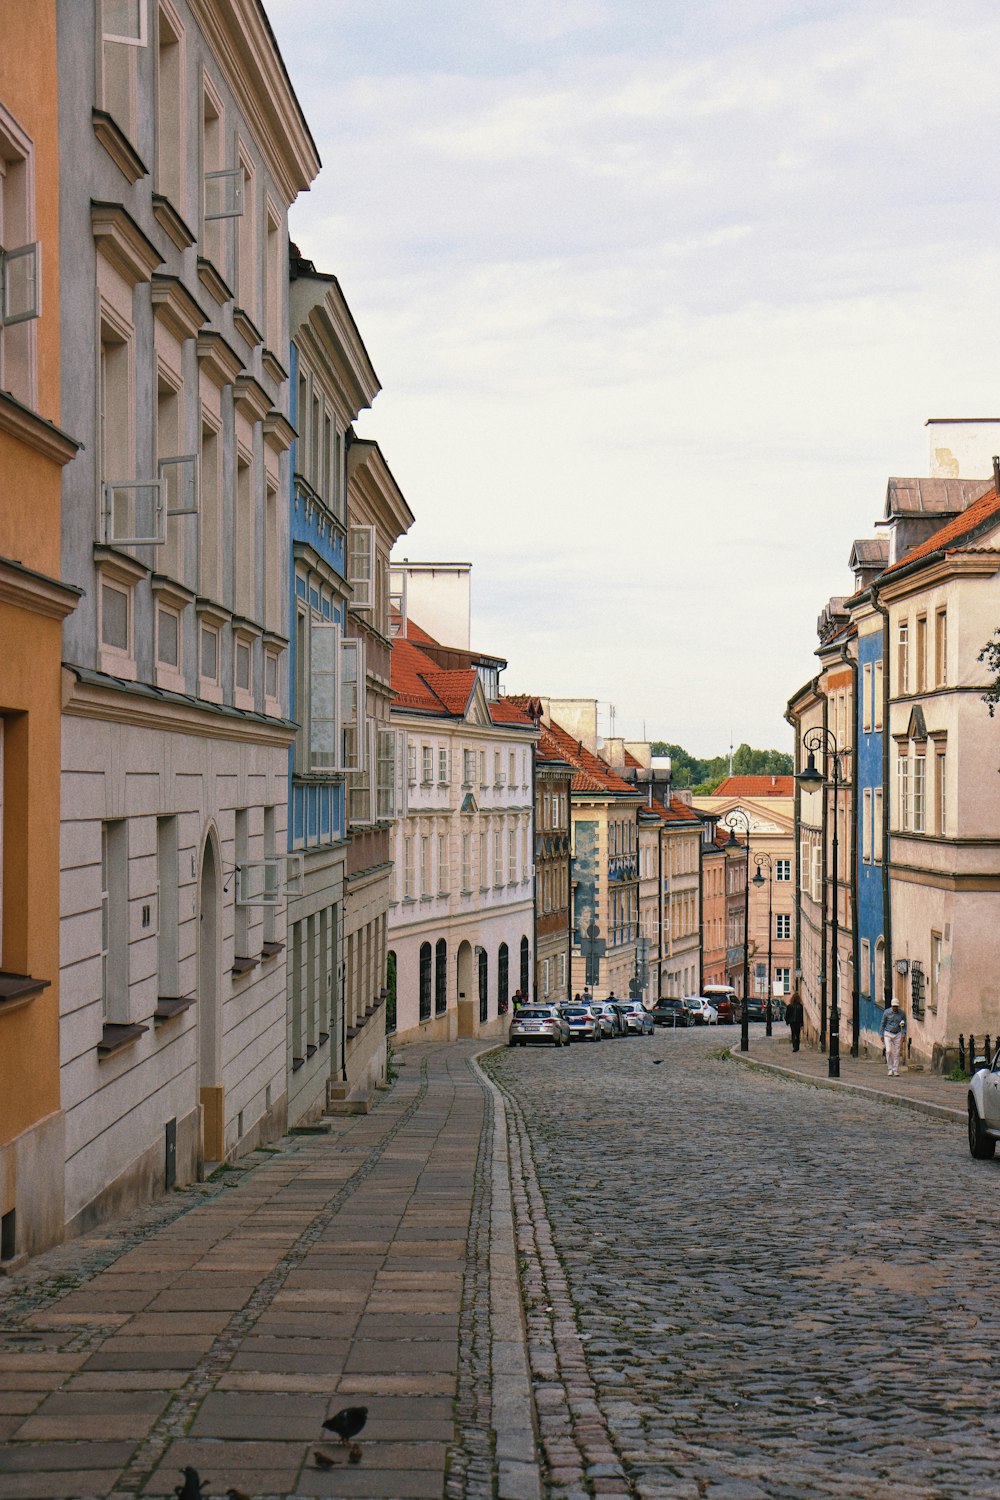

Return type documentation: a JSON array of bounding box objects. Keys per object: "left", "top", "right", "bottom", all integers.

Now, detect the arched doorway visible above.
[
  {"left": 198, "top": 830, "right": 223, "bottom": 1163},
  {"left": 456, "top": 940, "right": 475, "bottom": 1037}
]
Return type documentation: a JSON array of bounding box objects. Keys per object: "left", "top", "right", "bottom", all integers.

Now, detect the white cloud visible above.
[{"left": 268, "top": 0, "right": 1000, "bottom": 751}]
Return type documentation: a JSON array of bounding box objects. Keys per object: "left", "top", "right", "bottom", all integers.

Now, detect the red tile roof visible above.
[
  {"left": 649, "top": 797, "right": 703, "bottom": 825},
  {"left": 881, "top": 480, "right": 1000, "bottom": 577},
  {"left": 712, "top": 776, "right": 794, "bottom": 797},
  {"left": 541, "top": 719, "right": 638, "bottom": 797},
  {"left": 390, "top": 635, "right": 535, "bottom": 728}
]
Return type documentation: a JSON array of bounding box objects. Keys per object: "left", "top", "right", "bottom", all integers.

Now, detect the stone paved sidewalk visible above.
[
  {"left": 0, "top": 1043, "right": 540, "bottom": 1500},
  {"left": 733, "top": 1024, "right": 969, "bottom": 1123}
]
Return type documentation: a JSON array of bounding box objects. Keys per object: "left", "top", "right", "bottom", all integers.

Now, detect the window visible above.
[
  {"left": 156, "top": 815, "right": 178, "bottom": 998},
  {"left": 348, "top": 525, "right": 374, "bottom": 609},
  {"left": 479, "top": 750, "right": 487, "bottom": 786},
  {"left": 862, "top": 788, "right": 872, "bottom": 862},
  {"left": 403, "top": 836, "right": 414, "bottom": 900},
  {"left": 101, "top": 579, "right": 130, "bottom": 653},
  {"left": 376, "top": 730, "right": 396, "bottom": 820},
  {"left": 199, "top": 622, "right": 219, "bottom": 686},
  {"left": 774, "top": 967, "right": 791, "bottom": 995},
  {"left": 156, "top": 5, "right": 182, "bottom": 206},
  {"left": 340, "top": 637, "right": 364, "bottom": 771},
  {"left": 235, "top": 148, "right": 256, "bottom": 321},
  {"left": 862, "top": 663, "right": 872, "bottom": 733},
  {"left": 915, "top": 615, "right": 927, "bottom": 693},
  {"left": 930, "top": 931, "right": 942, "bottom": 1011},
  {"left": 479, "top": 831, "right": 487, "bottom": 888},
  {"left": 508, "top": 828, "right": 517, "bottom": 883},
  {"left": 498, "top": 943, "right": 509, "bottom": 1014},
  {"left": 100, "top": 0, "right": 147, "bottom": 143},
  {"left": 101, "top": 820, "right": 129, "bottom": 1023},
  {"left": 438, "top": 748, "right": 449, "bottom": 785},
  {"left": 898, "top": 753, "right": 909, "bottom": 831},
  {"left": 438, "top": 834, "right": 449, "bottom": 894},
  {"left": 420, "top": 836, "right": 430, "bottom": 897},
  {"left": 935, "top": 750, "right": 946, "bottom": 834},
  {"left": 478, "top": 947, "right": 488, "bottom": 1023},
  {"left": 860, "top": 938, "right": 871, "bottom": 995},
  {"left": 419, "top": 942, "right": 432, "bottom": 1021},
  {"left": 264, "top": 203, "right": 282, "bottom": 353},
  {"left": 898, "top": 621, "right": 909, "bottom": 695},
  {"left": 156, "top": 602, "right": 180, "bottom": 670},
  {"left": 421, "top": 745, "right": 433, "bottom": 784},
  {"left": 494, "top": 750, "right": 504, "bottom": 786},
  {"left": 874, "top": 660, "right": 884, "bottom": 730},
  {"left": 435, "top": 939, "right": 447, "bottom": 1015},
  {"left": 775, "top": 859, "right": 791, "bottom": 881},
  {"left": 509, "top": 750, "right": 516, "bottom": 785},
  {"left": 0, "top": 105, "right": 40, "bottom": 407},
  {"left": 913, "top": 754, "right": 925, "bottom": 834},
  {"left": 264, "top": 648, "right": 279, "bottom": 707},
  {"left": 873, "top": 787, "right": 883, "bottom": 863},
  {"left": 234, "top": 449, "right": 254, "bottom": 619},
  {"left": 463, "top": 749, "right": 475, "bottom": 787},
  {"left": 493, "top": 830, "right": 503, "bottom": 887},
  {"left": 935, "top": 609, "right": 947, "bottom": 687},
  {"left": 462, "top": 833, "right": 471, "bottom": 892}
]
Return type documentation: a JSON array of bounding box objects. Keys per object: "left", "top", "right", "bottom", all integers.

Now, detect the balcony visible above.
[{"left": 607, "top": 853, "right": 638, "bottom": 883}]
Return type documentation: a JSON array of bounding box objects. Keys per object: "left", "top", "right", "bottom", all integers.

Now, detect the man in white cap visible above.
[{"left": 879, "top": 996, "right": 907, "bottom": 1076}]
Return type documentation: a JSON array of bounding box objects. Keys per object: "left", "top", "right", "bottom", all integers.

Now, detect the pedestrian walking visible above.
[
  {"left": 784, "top": 990, "right": 804, "bottom": 1052},
  {"left": 880, "top": 996, "right": 907, "bottom": 1075}
]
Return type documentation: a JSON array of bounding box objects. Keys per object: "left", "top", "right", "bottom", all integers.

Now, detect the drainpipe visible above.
[
  {"left": 839, "top": 639, "right": 861, "bottom": 1056},
  {"left": 870, "top": 582, "right": 893, "bottom": 1010},
  {"left": 531, "top": 739, "right": 539, "bottom": 1002},
  {"left": 784, "top": 702, "right": 801, "bottom": 1004}
]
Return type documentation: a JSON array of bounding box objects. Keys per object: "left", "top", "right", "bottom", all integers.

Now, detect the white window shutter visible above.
[
  {"left": 309, "top": 621, "right": 341, "bottom": 772},
  {"left": 340, "top": 636, "right": 363, "bottom": 770},
  {"left": 394, "top": 729, "right": 408, "bottom": 818},
  {"left": 159, "top": 454, "right": 199, "bottom": 516},
  {"left": 0, "top": 243, "right": 41, "bottom": 327},
  {"left": 102, "top": 0, "right": 149, "bottom": 44},
  {"left": 348, "top": 525, "right": 374, "bottom": 609},
  {"left": 103, "top": 480, "right": 164, "bottom": 546},
  {"left": 204, "top": 167, "right": 244, "bottom": 220}
]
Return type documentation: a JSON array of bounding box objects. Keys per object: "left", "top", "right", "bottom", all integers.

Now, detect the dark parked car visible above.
[
  {"left": 740, "top": 997, "right": 767, "bottom": 1022},
  {"left": 650, "top": 998, "right": 691, "bottom": 1027}
]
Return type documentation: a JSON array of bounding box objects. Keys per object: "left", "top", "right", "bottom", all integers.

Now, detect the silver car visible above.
[
  {"left": 561, "top": 1004, "right": 602, "bottom": 1041},
  {"left": 508, "top": 1005, "right": 570, "bottom": 1047},
  {"left": 616, "top": 1000, "right": 655, "bottom": 1036}
]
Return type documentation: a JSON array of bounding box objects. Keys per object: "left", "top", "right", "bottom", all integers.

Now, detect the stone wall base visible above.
[
  {"left": 0, "top": 1110, "right": 65, "bottom": 1264},
  {"left": 65, "top": 1103, "right": 201, "bottom": 1241}
]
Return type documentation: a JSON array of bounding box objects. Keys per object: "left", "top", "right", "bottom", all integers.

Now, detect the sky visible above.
[{"left": 265, "top": 0, "right": 1000, "bottom": 757}]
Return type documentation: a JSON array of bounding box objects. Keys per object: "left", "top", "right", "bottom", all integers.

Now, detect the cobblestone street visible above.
[{"left": 487, "top": 1025, "right": 999, "bottom": 1500}]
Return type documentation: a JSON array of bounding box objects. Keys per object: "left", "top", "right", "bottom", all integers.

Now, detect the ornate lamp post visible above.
[
  {"left": 752, "top": 852, "right": 774, "bottom": 1037},
  {"left": 797, "top": 729, "right": 851, "bottom": 1080},
  {"left": 724, "top": 810, "right": 752, "bottom": 1053}
]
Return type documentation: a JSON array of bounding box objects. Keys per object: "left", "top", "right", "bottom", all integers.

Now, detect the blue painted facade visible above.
[
  {"left": 855, "top": 625, "right": 884, "bottom": 1034},
  {"left": 287, "top": 340, "right": 346, "bottom": 853}
]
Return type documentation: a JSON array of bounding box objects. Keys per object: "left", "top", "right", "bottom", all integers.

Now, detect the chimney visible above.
[{"left": 993, "top": 455, "right": 1000, "bottom": 496}]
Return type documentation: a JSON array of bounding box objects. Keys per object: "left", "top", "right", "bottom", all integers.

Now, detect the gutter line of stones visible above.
[{"left": 729, "top": 1045, "right": 965, "bottom": 1124}]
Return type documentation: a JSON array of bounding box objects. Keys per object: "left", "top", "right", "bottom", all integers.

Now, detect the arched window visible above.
[
  {"left": 386, "top": 950, "right": 397, "bottom": 1034},
  {"left": 478, "top": 946, "right": 488, "bottom": 1023},
  {"left": 419, "top": 942, "right": 432, "bottom": 1021},
  {"left": 520, "top": 935, "right": 530, "bottom": 996},
  {"left": 498, "top": 943, "right": 509, "bottom": 1015},
  {"left": 875, "top": 937, "right": 885, "bottom": 1010},
  {"left": 435, "top": 938, "right": 447, "bottom": 1014}
]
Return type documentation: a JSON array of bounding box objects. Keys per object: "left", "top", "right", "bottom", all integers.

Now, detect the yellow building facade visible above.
[{"left": 0, "top": 0, "right": 80, "bottom": 1264}]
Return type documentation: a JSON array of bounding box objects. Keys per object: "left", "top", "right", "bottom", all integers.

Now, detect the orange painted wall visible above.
[{"left": 0, "top": 1, "right": 67, "bottom": 1146}]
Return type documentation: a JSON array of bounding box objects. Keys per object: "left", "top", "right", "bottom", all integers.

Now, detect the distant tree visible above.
[{"left": 648, "top": 740, "right": 792, "bottom": 782}]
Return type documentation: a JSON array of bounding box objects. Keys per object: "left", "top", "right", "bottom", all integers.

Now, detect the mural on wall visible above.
[{"left": 573, "top": 820, "right": 605, "bottom": 984}]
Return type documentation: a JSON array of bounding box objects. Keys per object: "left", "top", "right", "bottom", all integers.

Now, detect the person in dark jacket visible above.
[{"left": 785, "top": 991, "right": 804, "bottom": 1052}]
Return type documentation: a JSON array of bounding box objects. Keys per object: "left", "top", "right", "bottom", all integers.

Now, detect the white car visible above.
[
  {"left": 616, "top": 1000, "right": 655, "bottom": 1035},
  {"left": 682, "top": 995, "right": 719, "bottom": 1025},
  {"left": 967, "top": 1047, "right": 1000, "bottom": 1156}
]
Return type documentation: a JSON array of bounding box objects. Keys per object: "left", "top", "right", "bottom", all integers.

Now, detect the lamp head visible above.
[
  {"left": 725, "top": 826, "right": 741, "bottom": 850},
  {"left": 797, "top": 750, "right": 823, "bottom": 786},
  {"left": 752, "top": 868, "right": 765, "bottom": 887}
]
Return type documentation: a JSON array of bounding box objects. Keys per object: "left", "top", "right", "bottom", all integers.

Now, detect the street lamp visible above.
[
  {"left": 796, "top": 729, "right": 851, "bottom": 1080},
  {"left": 752, "top": 852, "right": 774, "bottom": 1037},
  {"left": 724, "top": 810, "right": 751, "bottom": 1053}
]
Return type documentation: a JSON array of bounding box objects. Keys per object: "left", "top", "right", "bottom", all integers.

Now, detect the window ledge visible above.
[
  {"left": 231, "top": 955, "right": 259, "bottom": 978},
  {"left": 154, "top": 995, "right": 196, "bottom": 1023},
  {"left": 151, "top": 193, "right": 196, "bottom": 251},
  {"left": 0, "top": 971, "right": 51, "bottom": 1014},
  {"left": 291, "top": 1055, "right": 305, "bottom": 1072},
  {"left": 262, "top": 347, "right": 288, "bottom": 384},
  {"left": 261, "top": 941, "right": 285, "bottom": 960},
  {"left": 98, "top": 1022, "right": 149, "bottom": 1058},
  {"left": 197, "top": 257, "right": 233, "bottom": 307},
  {"left": 92, "top": 108, "right": 148, "bottom": 184},
  {"left": 233, "top": 305, "right": 263, "bottom": 349},
  {"left": 306, "top": 1042, "right": 317, "bottom": 1058},
  {"left": 318, "top": 1031, "right": 330, "bottom": 1045}
]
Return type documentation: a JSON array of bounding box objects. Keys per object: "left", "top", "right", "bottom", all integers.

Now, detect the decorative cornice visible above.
[
  {"left": 91, "top": 109, "right": 148, "bottom": 184},
  {"left": 263, "top": 409, "right": 295, "bottom": 454},
  {"left": 149, "top": 573, "right": 196, "bottom": 609},
  {"left": 195, "top": 330, "right": 243, "bottom": 388},
  {"left": 91, "top": 201, "right": 163, "bottom": 286},
  {"left": 61, "top": 666, "right": 296, "bottom": 748},
  {"left": 233, "top": 373, "right": 271, "bottom": 424},
  {"left": 0, "top": 391, "right": 80, "bottom": 466},
  {"left": 151, "top": 193, "right": 196, "bottom": 251},
  {"left": 0, "top": 556, "right": 82, "bottom": 621},
  {"left": 92, "top": 544, "right": 151, "bottom": 585},
  {"left": 261, "top": 347, "right": 288, "bottom": 384},
  {"left": 151, "top": 274, "right": 207, "bottom": 342},
  {"left": 197, "top": 256, "right": 233, "bottom": 307},
  {"left": 232, "top": 305, "right": 264, "bottom": 350}
]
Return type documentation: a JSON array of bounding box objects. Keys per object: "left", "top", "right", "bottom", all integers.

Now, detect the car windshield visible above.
[
  {"left": 563, "top": 1008, "right": 589, "bottom": 1016},
  {"left": 517, "top": 1009, "right": 552, "bottom": 1019}
]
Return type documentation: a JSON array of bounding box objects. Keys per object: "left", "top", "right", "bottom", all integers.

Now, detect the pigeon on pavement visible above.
[
  {"left": 322, "top": 1406, "right": 368, "bottom": 1445},
  {"left": 175, "top": 1468, "right": 204, "bottom": 1500}
]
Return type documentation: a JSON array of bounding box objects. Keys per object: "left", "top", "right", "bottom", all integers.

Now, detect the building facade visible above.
[
  {"left": 532, "top": 722, "right": 573, "bottom": 1004},
  {"left": 388, "top": 618, "right": 536, "bottom": 1044},
  {"left": 56, "top": 0, "right": 318, "bottom": 1229},
  {"left": 0, "top": 0, "right": 81, "bottom": 1263}
]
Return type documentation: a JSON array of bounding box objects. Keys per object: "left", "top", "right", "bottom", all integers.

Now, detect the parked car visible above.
[
  {"left": 561, "top": 1004, "right": 601, "bottom": 1042},
  {"left": 683, "top": 996, "right": 719, "bottom": 1025},
  {"left": 508, "top": 1006, "right": 570, "bottom": 1047},
  {"left": 593, "top": 1001, "right": 627, "bottom": 1037},
  {"left": 650, "top": 998, "right": 692, "bottom": 1027},
  {"left": 702, "top": 985, "right": 737, "bottom": 1024},
  {"left": 616, "top": 1000, "right": 655, "bottom": 1036},
  {"left": 968, "top": 1048, "right": 1000, "bottom": 1157},
  {"left": 741, "top": 996, "right": 767, "bottom": 1022}
]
